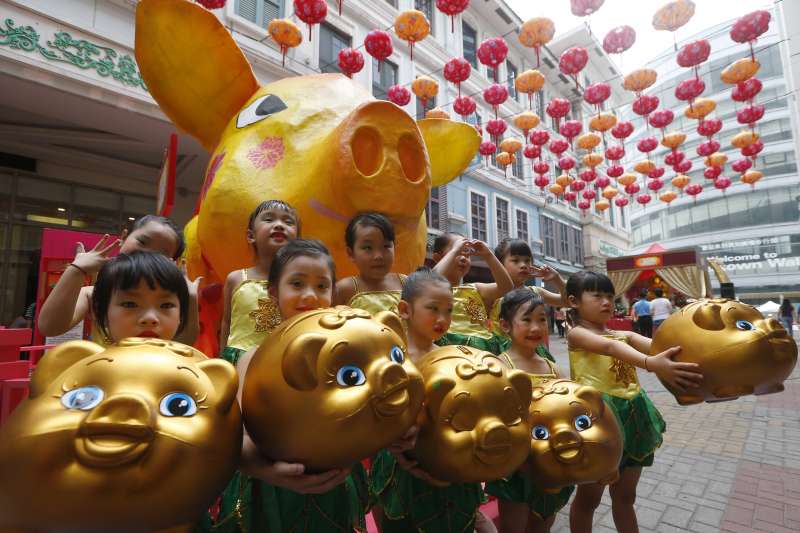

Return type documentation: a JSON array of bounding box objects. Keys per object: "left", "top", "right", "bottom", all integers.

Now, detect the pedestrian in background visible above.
[
  {"left": 632, "top": 289, "right": 653, "bottom": 338},
  {"left": 779, "top": 299, "right": 796, "bottom": 335},
  {"left": 651, "top": 288, "right": 673, "bottom": 332}
]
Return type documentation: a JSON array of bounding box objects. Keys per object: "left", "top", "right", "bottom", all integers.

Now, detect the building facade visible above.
[{"left": 624, "top": 6, "right": 800, "bottom": 302}]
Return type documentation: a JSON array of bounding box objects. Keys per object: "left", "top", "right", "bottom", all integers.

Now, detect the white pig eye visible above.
[
  {"left": 735, "top": 320, "right": 755, "bottom": 331},
  {"left": 574, "top": 415, "right": 592, "bottom": 431},
  {"left": 389, "top": 346, "right": 405, "bottom": 364},
  {"left": 236, "top": 94, "right": 287, "bottom": 128},
  {"left": 61, "top": 386, "right": 104, "bottom": 411},
  {"left": 336, "top": 366, "right": 366, "bottom": 387}
]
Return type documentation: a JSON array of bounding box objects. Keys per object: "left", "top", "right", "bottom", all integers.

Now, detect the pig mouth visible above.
[
  {"left": 553, "top": 442, "right": 584, "bottom": 464},
  {"left": 372, "top": 380, "right": 410, "bottom": 417},
  {"left": 75, "top": 422, "right": 154, "bottom": 468}
]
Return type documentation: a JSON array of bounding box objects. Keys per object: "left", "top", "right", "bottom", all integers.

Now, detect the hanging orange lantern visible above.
[
  {"left": 518, "top": 18, "right": 555, "bottom": 68},
  {"left": 496, "top": 151, "right": 515, "bottom": 177},
  {"left": 395, "top": 10, "right": 430, "bottom": 61},
  {"left": 660, "top": 190, "right": 678, "bottom": 204},
  {"left": 601, "top": 186, "right": 618, "bottom": 200},
  {"left": 623, "top": 69, "right": 658, "bottom": 94},
  {"left": 671, "top": 174, "right": 690, "bottom": 189},
  {"left": 412, "top": 76, "right": 439, "bottom": 107},
  {"left": 731, "top": 130, "right": 760, "bottom": 149},
  {"left": 589, "top": 112, "right": 617, "bottom": 133},
  {"left": 425, "top": 107, "right": 450, "bottom": 119},
  {"left": 595, "top": 199, "right": 611, "bottom": 211},
  {"left": 513, "top": 111, "right": 540, "bottom": 138},
  {"left": 556, "top": 174, "right": 573, "bottom": 188},
  {"left": 652, "top": 0, "right": 696, "bottom": 32},
  {"left": 582, "top": 153, "right": 604, "bottom": 168},
  {"left": 721, "top": 58, "right": 760, "bottom": 84},
  {"left": 684, "top": 98, "right": 716, "bottom": 120},
  {"left": 661, "top": 131, "right": 686, "bottom": 150},
  {"left": 500, "top": 137, "right": 523, "bottom": 154},
  {"left": 741, "top": 169, "right": 763, "bottom": 187},
  {"left": 634, "top": 160, "right": 656, "bottom": 175},
  {"left": 268, "top": 19, "right": 303, "bottom": 67},
  {"left": 704, "top": 152, "right": 728, "bottom": 167},
  {"left": 576, "top": 132, "right": 602, "bottom": 151},
  {"left": 618, "top": 173, "right": 637, "bottom": 187},
  {"left": 514, "top": 70, "right": 545, "bottom": 108},
  {"left": 549, "top": 183, "right": 564, "bottom": 196}
]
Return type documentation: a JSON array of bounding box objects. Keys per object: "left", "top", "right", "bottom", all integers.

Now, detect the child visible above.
[
  {"left": 91, "top": 251, "right": 189, "bottom": 344},
  {"left": 213, "top": 239, "right": 368, "bottom": 533},
  {"left": 370, "top": 267, "right": 492, "bottom": 533},
  {"left": 565, "top": 271, "right": 702, "bottom": 533},
  {"left": 219, "top": 200, "right": 299, "bottom": 365},
  {"left": 489, "top": 238, "right": 566, "bottom": 338},
  {"left": 335, "top": 212, "right": 405, "bottom": 315},
  {"left": 39, "top": 215, "right": 197, "bottom": 345},
  {"left": 486, "top": 288, "right": 573, "bottom": 533},
  {"left": 432, "top": 233, "right": 513, "bottom": 354}
]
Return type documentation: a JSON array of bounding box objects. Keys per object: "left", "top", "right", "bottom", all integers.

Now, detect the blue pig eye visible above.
[
  {"left": 532, "top": 425, "right": 550, "bottom": 440},
  {"left": 736, "top": 320, "right": 755, "bottom": 331},
  {"left": 159, "top": 392, "right": 197, "bottom": 417},
  {"left": 336, "top": 366, "right": 366, "bottom": 387},
  {"left": 389, "top": 346, "right": 405, "bottom": 364},
  {"left": 574, "top": 415, "right": 593, "bottom": 431},
  {"left": 61, "top": 386, "right": 104, "bottom": 411}
]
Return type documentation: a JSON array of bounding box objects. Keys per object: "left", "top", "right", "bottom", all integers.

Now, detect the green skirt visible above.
[
  {"left": 604, "top": 390, "right": 665, "bottom": 466},
  {"left": 435, "top": 332, "right": 509, "bottom": 356},
  {"left": 485, "top": 471, "right": 574, "bottom": 521},
  {"left": 369, "top": 449, "right": 485, "bottom": 533}
]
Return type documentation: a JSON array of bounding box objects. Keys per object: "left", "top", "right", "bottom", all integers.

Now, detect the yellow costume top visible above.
[
  {"left": 499, "top": 351, "right": 558, "bottom": 388},
  {"left": 226, "top": 269, "right": 281, "bottom": 350},
  {"left": 346, "top": 274, "right": 406, "bottom": 317},
  {"left": 448, "top": 285, "right": 493, "bottom": 340},
  {"left": 569, "top": 333, "right": 640, "bottom": 400},
  {"left": 489, "top": 285, "right": 542, "bottom": 337}
]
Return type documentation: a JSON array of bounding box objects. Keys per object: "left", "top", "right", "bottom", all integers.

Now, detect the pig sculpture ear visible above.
[
  {"left": 505, "top": 369, "right": 534, "bottom": 410},
  {"left": 574, "top": 385, "right": 606, "bottom": 417},
  {"left": 417, "top": 119, "right": 481, "bottom": 187},
  {"left": 197, "top": 359, "right": 239, "bottom": 413},
  {"left": 30, "top": 341, "right": 105, "bottom": 397},
  {"left": 375, "top": 311, "right": 407, "bottom": 345},
  {"left": 692, "top": 303, "right": 726, "bottom": 331},
  {"left": 282, "top": 333, "right": 326, "bottom": 391}
]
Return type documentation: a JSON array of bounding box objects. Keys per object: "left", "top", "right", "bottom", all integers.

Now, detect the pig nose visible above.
[
  {"left": 379, "top": 362, "right": 409, "bottom": 392},
  {"left": 352, "top": 126, "right": 384, "bottom": 176},
  {"left": 398, "top": 133, "right": 426, "bottom": 183},
  {"left": 83, "top": 393, "right": 154, "bottom": 431}
]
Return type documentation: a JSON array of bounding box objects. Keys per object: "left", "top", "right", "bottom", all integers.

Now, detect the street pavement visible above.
[{"left": 546, "top": 332, "right": 800, "bottom": 533}]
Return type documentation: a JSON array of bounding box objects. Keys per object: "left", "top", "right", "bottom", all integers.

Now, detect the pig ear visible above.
[
  {"left": 574, "top": 385, "right": 606, "bottom": 417},
  {"left": 135, "top": 0, "right": 259, "bottom": 151},
  {"left": 417, "top": 119, "right": 481, "bottom": 187},
  {"left": 506, "top": 369, "right": 533, "bottom": 409},
  {"left": 424, "top": 374, "right": 456, "bottom": 420},
  {"left": 375, "top": 311, "right": 407, "bottom": 345},
  {"left": 197, "top": 358, "right": 239, "bottom": 413},
  {"left": 692, "top": 303, "right": 725, "bottom": 331},
  {"left": 282, "top": 333, "right": 326, "bottom": 391},
  {"left": 30, "top": 341, "right": 105, "bottom": 397}
]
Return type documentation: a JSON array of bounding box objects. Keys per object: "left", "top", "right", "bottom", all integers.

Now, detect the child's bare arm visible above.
[
  {"left": 622, "top": 330, "right": 652, "bottom": 354},
  {"left": 471, "top": 240, "right": 513, "bottom": 307},
  {"left": 432, "top": 237, "right": 468, "bottom": 278},
  {"left": 334, "top": 277, "right": 357, "bottom": 306},
  {"left": 219, "top": 270, "right": 242, "bottom": 350}
]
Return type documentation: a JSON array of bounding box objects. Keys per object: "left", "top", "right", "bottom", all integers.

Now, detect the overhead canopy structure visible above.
[{"left": 605, "top": 244, "right": 710, "bottom": 299}]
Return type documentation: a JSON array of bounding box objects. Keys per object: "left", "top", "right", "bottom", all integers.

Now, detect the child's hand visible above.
[
  {"left": 72, "top": 235, "right": 121, "bottom": 275},
  {"left": 647, "top": 346, "right": 703, "bottom": 393},
  {"left": 468, "top": 239, "right": 492, "bottom": 258},
  {"left": 531, "top": 264, "right": 559, "bottom": 282},
  {"left": 247, "top": 457, "right": 351, "bottom": 494},
  {"left": 390, "top": 450, "right": 450, "bottom": 488}
]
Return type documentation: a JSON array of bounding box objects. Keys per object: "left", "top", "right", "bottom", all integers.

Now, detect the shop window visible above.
[
  {"left": 470, "top": 191, "right": 487, "bottom": 242},
  {"left": 416, "top": 94, "right": 437, "bottom": 119},
  {"left": 541, "top": 215, "right": 556, "bottom": 258},
  {"left": 415, "top": 0, "right": 435, "bottom": 34},
  {"left": 496, "top": 197, "right": 510, "bottom": 242},
  {"left": 427, "top": 186, "right": 441, "bottom": 230},
  {"left": 236, "top": 0, "right": 283, "bottom": 28},
  {"left": 506, "top": 60, "right": 518, "bottom": 101},
  {"left": 516, "top": 209, "right": 529, "bottom": 243},
  {"left": 319, "top": 23, "right": 351, "bottom": 74},
  {"left": 372, "top": 59, "right": 398, "bottom": 100},
  {"left": 462, "top": 22, "right": 477, "bottom": 68},
  {"left": 14, "top": 177, "right": 71, "bottom": 227},
  {"left": 73, "top": 186, "right": 122, "bottom": 234}
]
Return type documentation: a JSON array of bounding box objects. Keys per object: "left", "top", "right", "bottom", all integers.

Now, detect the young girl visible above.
[
  {"left": 91, "top": 251, "right": 189, "bottom": 344},
  {"left": 370, "top": 267, "right": 493, "bottom": 533},
  {"left": 486, "top": 288, "right": 573, "bottom": 533},
  {"left": 219, "top": 200, "right": 299, "bottom": 365},
  {"left": 489, "top": 239, "right": 566, "bottom": 338},
  {"left": 39, "top": 215, "right": 197, "bottom": 345},
  {"left": 432, "top": 233, "right": 513, "bottom": 355},
  {"left": 335, "top": 212, "right": 405, "bottom": 315},
  {"left": 212, "top": 239, "right": 368, "bottom": 533},
  {"left": 565, "top": 271, "right": 702, "bottom": 533}
]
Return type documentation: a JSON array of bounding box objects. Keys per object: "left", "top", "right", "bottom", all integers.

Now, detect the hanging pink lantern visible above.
[
  {"left": 697, "top": 118, "right": 722, "bottom": 138},
  {"left": 732, "top": 78, "right": 763, "bottom": 102},
  {"left": 649, "top": 109, "right": 675, "bottom": 130},
  {"left": 534, "top": 175, "right": 550, "bottom": 190},
  {"left": 479, "top": 141, "right": 496, "bottom": 164},
  {"left": 564, "top": 191, "right": 578, "bottom": 202},
  {"left": 697, "top": 139, "right": 721, "bottom": 157},
  {"left": 615, "top": 197, "right": 630, "bottom": 208},
  {"left": 648, "top": 167, "right": 665, "bottom": 179},
  {"left": 436, "top": 0, "right": 470, "bottom": 33},
  {"left": 559, "top": 120, "right": 583, "bottom": 148},
  {"left": 443, "top": 57, "right": 471, "bottom": 95},
  {"left": 580, "top": 169, "right": 598, "bottom": 183},
  {"left": 364, "top": 30, "right": 393, "bottom": 65},
  {"left": 549, "top": 139, "right": 570, "bottom": 156},
  {"left": 486, "top": 119, "right": 507, "bottom": 142},
  {"left": 632, "top": 95, "right": 659, "bottom": 117},
  {"left": 704, "top": 166, "right": 722, "bottom": 180},
  {"left": 637, "top": 137, "right": 658, "bottom": 153},
  {"left": 546, "top": 98, "right": 571, "bottom": 128},
  {"left": 606, "top": 164, "right": 624, "bottom": 178},
  {"left": 596, "top": 175, "right": 612, "bottom": 188},
  {"left": 559, "top": 47, "right": 589, "bottom": 87},
  {"left": 571, "top": 0, "right": 605, "bottom": 16},
  {"left": 714, "top": 176, "right": 732, "bottom": 192},
  {"left": 453, "top": 95, "right": 477, "bottom": 119},
  {"left": 648, "top": 178, "right": 664, "bottom": 191},
  {"left": 636, "top": 193, "right": 652, "bottom": 206},
  {"left": 570, "top": 180, "right": 587, "bottom": 192},
  {"left": 197, "top": 0, "right": 227, "bottom": 8},
  {"left": 477, "top": 37, "right": 509, "bottom": 82},
  {"left": 294, "top": 0, "right": 327, "bottom": 41},
  {"left": 603, "top": 25, "right": 636, "bottom": 54},
  {"left": 606, "top": 145, "right": 625, "bottom": 161},
  {"left": 686, "top": 183, "right": 703, "bottom": 199},
  {"left": 625, "top": 183, "right": 641, "bottom": 195},
  {"left": 337, "top": 48, "right": 364, "bottom": 78},
  {"left": 664, "top": 151, "right": 685, "bottom": 166},
  {"left": 731, "top": 158, "right": 752, "bottom": 173},
  {"left": 675, "top": 78, "right": 705, "bottom": 103},
  {"left": 677, "top": 39, "right": 711, "bottom": 68},
  {"left": 524, "top": 144, "right": 541, "bottom": 160},
  {"left": 673, "top": 159, "right": 693, "bottom": 173},
  {"left": 583, "top": 82, "right": 612, "bottom": 107},
  {"left": 731, "top": 10, "right": 771, "bottom": 60},
  {"left": 577, "top": 200, "right": 591, "bottom": 211},
  {"left": 611, "top": 121, "right": 634, "bottom": 140},
  {"left": 558, "top": 155, "right": 576, "bottom": 171},
  {"left": 582, "top": 189, "right": 597, "bottom": 201},
  {"left": 737, "top": 104, "right": 765, "bottom": 127},
  {"left": 741, "top": 140, "right": 764, "bottom": 158},
  {"left": 534, "top": 161, "right": 550, "bottom": 175},
  {"left": 530, "top": 129, "right": 550, "bottom": 146},
  {"left": 483, "top": 83, "right": 509, "bottom": 117},
  {"left": 387, "top": 84, "right": 411, "bottom": 106}
]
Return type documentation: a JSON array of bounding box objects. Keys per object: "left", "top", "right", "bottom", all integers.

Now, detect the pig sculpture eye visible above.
[
  {"left": 735, "top": 320, "right": 755, "bottom": 331},
  {"left": 236, "top": 94, "right": 288, "bottom": 128},
  {"left": 574, "top": 414, "right": 592, "bottom": 431},
  {"left": 61, "top": 386, "right": 104, "bottom": 411},
  {"left": 160, "top": 392, "right": 198, "bottom": 417},
  {"left": 389, "top": 346, "right": 405, "bottom": 364},
  {"left": 532, "top": 425, "right": 550, "bottom": 440},
  {"left": 336, "top": 366, "right": 366, "bottom": 387}
]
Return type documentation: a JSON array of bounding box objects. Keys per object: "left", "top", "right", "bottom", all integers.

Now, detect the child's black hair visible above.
[
  {"left": 92, "top": 251, "right": 189, "bottom": 339},
  {"left": 401, "top": 266, "right": 451, "bottom": 303},
  {"left": 268, "top": 239, "right": 336, "bottom": 288},
  {"left": 432, "top": 232, "right": 464, "bottom": 254},
  {"left": 247, "top": 200, "right": 301, "bottom": 234},
  {"left": 131, "top": 215, "right": 185, "bottom": 260},
  {"left": 345, "top": 212, "right": 395, "bottom": 249},
  {"left": 494, "top": 238, "right": 534, "bottom": 262},
  {"left": 565, "top": 271, "right": 616, "bottom": 325},
  {"left": 499, "top": 288, "right": 546, "bottom": 322}
]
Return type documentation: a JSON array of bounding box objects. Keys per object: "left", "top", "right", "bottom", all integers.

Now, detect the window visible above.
[
  {"left": 427, "top": 186, "right": 441, "bottom": 230},
  {"left": 385, "top": 0, "right": 397, "bottom": 6},
  {"left": 496, "top": 197, "right": 510, "bottom": 242},
  {"left": 416, "top": 94, "right": 437, "bottom": 119},
  {"left": 235, "top": 0, "right": 282, "bottom": 28},
  {"left": 571, "top": 227, "right": 583, "bottom": 265},
  {"left": 319, "top": 23, "right": 351, "bottom": 74},
  {"left": 462, "top": 22, "right": 477, "bottom": 68},
  {"left": 511, "top": 153, "right": 523, "bottom": 180},
  {"left": 541, "top": 216, "right": 556, "bottom": 257},
  {"left": 609, "top": 201, "right": 616, "bottom": 227},
  {"left": 470, "top": 192, "right": 487, "bottom": 242},
  {"left": 620, "top": 203, "right": 626, "bottom": 227},
  {"left": 516, "top": 209, "right": 529, "bottom": 243},
  {"left": 535, "top": 90, "right": 546, "bottom": 120},
  {"left": 506, "top": 60, "right": 518, "bottom": 101},
  {"left": 557, "top": 222, "right": 570, "bottom": 261},
  {"left": 372, "top": 59, "right": 398, "bottom": 100},
  {"left": 415, "top": 0, "right": 434, "bottom": 34}
]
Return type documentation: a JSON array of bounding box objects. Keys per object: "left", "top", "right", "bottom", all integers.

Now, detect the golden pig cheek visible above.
[{"left": 318, "top": 385, "right": 374, "bottom": 419}]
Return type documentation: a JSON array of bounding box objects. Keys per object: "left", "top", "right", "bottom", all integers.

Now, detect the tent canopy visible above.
[
  {"left": 605, "top": 246, "right": 708, "bottom": 299},
  {"left": 757, "top": 301, "right": 780, "bottom": 313}
]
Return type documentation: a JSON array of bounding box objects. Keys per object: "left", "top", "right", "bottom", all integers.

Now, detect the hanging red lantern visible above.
[
  {"left": 571, "top": 0, "right": 605, "bottom": 16},
  {"left": 524, "top": 144, "right": 541, "bottom": 160},
  {"left": 477, "top": 37, "right": 509, "bottom": 82},
  {"left": 741, "top": 140, "right": 764, "bottom": 159},
  {"left": 580, "top": 169, "right": 598, "bottom": 183},
  {"left": 546, "top": 98, "right": 570, "bottom": 128},
  {"left": 649, "top": 109, "right": 675, "bottom": 130},
  {"left": 731, "top": 158, "right": 752, "bottom": 173},
  {"left": 558, "top": 155, "right": 576, "bottom": 171},
  {"left": 606, "top": 145, "right": 625, "bottom": 161},
  {"left": 624, "top": 183, "right": 640, "bottom": 195},
  {"left": 632, "top": 95, "right": 659, "bottom": 117},
  {"left": 582, "top": 189, "right": 597, "bottom": 201},
  {"left": 732, "top": 78, "right": 763, "bottom": 102},
  {"left": 395, "top": 10, "right": 431, "bottom": 61},
  {"left": 685, "top": 183, "right": 703, "bottom": 200},
  {"left": 577, "top": 200, "right": 591, "bottom": 211},
  {"left": 648, "top": 167, "right": 665, "bottom": 179},
  {"left": 637, "top": 193, "right": 652, "bottom": 206},
  {"left": 664, "top": 151, "right": 685, "bottom": 166},
  {"left": 675, "top": 78, "right": 705, "bottom": 104},
  {"left": 479, "top": 141, "right": 496, "bottom": 164},
  {"left": 453, "top": 95, "right": 477, "bottom": 120},
  {"left": 737, "top": 104, "right": 765, "bottom": 127},
  {"left": 483, "top": 84, "right": 509, "bottom": 117},
  {"left": 534, "top": 161, "right": 550, "bottom": 175},
  {"left": 293, "top": 0, "right": 327, "bottom": 41},
  {"left": 697, "top": 139, "right": 720, "bottom": 156},
  {"left": 714, "top": 176, "right": 732, "bottom": 192},
  {"left": 603, "top": 25, "right": 636, "bottom": 55},
  {"left": 559, "top": 47, "right": 589, "bottom": 87},
  {"left": 436, "top": 0, "right": 470, "bottom": 33},
  {"left": 486, "top": 119, "right": 508, "bottom": 142},
  {"left": 648, "top": 178, "right": 665, "bottom": 191},
  {"left": 571, "top": 180, "right": 587, "bottom": 192},
  {"left": 337, "top": 48, "right": 364, "bottom": 78},
  {"left": 530, "top": 129, "right": 550, "bottom": 147},
  {"left": 697, "top": 118, "right": 722, "bottom": 138},
  {"left": 549, "top": 139, "right": 570, "bottom": 156},
  {"left": 443, "top": 57, "right": 471, "bottom": 95},
  {"left": 673, "top": 159, "right": 693, "bottom": 174},
  {"left": 559, "top": 120, "right": 583, "bottom": 148},
  {"left": 637, "top": 137, "right": 658, "bottom": 153},
  {"left": 364, "top": 30, "right": 393, "bottom": 66},
  {"left": 534, "top": 175, "right": 550, "bottom": 190},
  {"left": 704, "top": 166, "right": 722, "bottom": 180},
  {"left": 564, "top": 191, "right": 578, "bottom": 202},
  {"left": 677, "top": 39, "right": 711, "bottom": 69},
  {"left": 595, "top": 175, "right": 611, "bottom": 189},
  {"left": 731, "top": 10, "right": 771, "bottom": 60},
  {"left": 606, "top": 164, "right": 624, "bottom": 178},
  {"left": 197, "top": 0, "right": 227, "bottom": 8},
  {"left": 583, "top": 82, "right": 612, "bottom": 108},
  {"left": 615, "top": 196, "right": 630, "bottom": 208},
  {"left": 611, "top": 121, "right": 634, "bottom": 140},
  {"left": 387, "top": 85, "right": 411, "bottom": 106}
]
